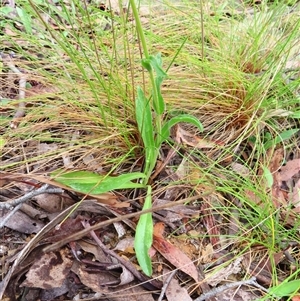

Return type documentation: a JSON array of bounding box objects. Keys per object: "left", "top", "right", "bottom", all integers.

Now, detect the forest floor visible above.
[{"left": 0, "top": 1, "right": 300, "bottom": 300}]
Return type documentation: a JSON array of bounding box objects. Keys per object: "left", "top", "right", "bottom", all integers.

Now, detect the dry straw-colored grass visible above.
[{"left": 1, "top": 1, "right": 299, "bottom": 176}]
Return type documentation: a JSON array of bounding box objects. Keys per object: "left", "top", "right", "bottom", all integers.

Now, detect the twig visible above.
[
  {"left": 0, "top": 184, "right": 64, "bottom": 210},
  {"left": 0, "top": 203, "right": 23, "bottom": 229},
  {"left": 81, "top": 220, "right": 162, "bottom": 290},
  {"left": 157, "top": 270, "right": 177, "bottom": 301},
  {"left": 193, "top": 277, "right": 268, "bottom": 301}
]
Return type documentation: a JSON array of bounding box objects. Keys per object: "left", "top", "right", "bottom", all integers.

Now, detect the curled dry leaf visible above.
[
  {"left": 205, "top": 257, "right": 243, "bottom": 287},
  {"left": 2, "top": 210, "right": 45, "bottom": 234},
  {"left": 73, "top": 260, "right": 134, "bottom": 293},
  {"left": 153, "top": 223, "right": 199, "bottom": 282},
  {"left": 174, "top": 124, "right": 217, "bottom": 148},
  {"left": 33, "top": 193, "right": 65, "bottom": 213},
  {"left": 77, "top": 240, "right": 111, "bottom": 263},
  {"left": 279, "top": 158, "right": 300, "bottom": 181},
  {"left": 21, "top": 247, "right": 73, "bottom": 289},
  {"left": 72, "top": 261, "right": 116, "bottom": 294},
  {"left": 163, "top": 268, "right": 192, "bottom": 301},
  {"left": 113, "top": 237, "right": 135, "bottom": 253},
  {"left": 72, "top": 240, "right": 135, "bottom": 291},
  {"left": 292, "top": 179, "right": 300, "bottom": 210},
  {"left": 231, "top": 162, "right": 250, "bottom": 178},
  {"left": 278, "top": 158, "right": 300, "bottom": 208}
]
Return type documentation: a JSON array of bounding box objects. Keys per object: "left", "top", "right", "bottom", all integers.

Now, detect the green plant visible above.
[
  {"left": 52, "top": 0, "right": 203, "bottom": 276},
  {"left": 129, "top": 0, "right": 203, "bottom": 275}
]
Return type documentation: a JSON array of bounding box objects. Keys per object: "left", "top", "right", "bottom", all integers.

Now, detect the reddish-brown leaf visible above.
[{"left": 153, "top": 230, "right": 199, "bottom": 282}]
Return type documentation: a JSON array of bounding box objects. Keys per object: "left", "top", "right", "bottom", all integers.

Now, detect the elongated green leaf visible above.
[
  {"left": 135, "top": 87, "right": 155, "bottom": 148},
  {"left": 264, "top": 128, "right": 299, "bottom": 150},
  {"left": 0, "top": 136, "right": 5, "bottom": 156},
  {"left": 149, "top": 54, "right": 167, "bottom": 78},
  {"left": 135, "top": 87, "right": 156, "bottom": 173},
  {"left": 262, "top": 166, "right": 273, "bottom": 188},
  {"left": 154, "top": 76, "right": 165, "bottom": 115},
  {"left": 148, "top": 53, "right": 167, "bottom": 114},
  {"left": 157, "top": 114, "right": 204, "bottom": 147},
  {"left": 16, "top": 7, "right": 32, "bottom": 34},
  {"left": 269, "top": 279, "right": 300, "bottom": 297},
  {"left": 0, "top": 6, "right": 13, "bottom": 15},
  {"left": 134, "top": 186, "right": 153, "bottom": 276},
  {"left": 141, "top": 58, "right": 152, "bottom": 72},
  {"left": 51, "top": 170, "right": 146, "bottom": 194},
  {"left": 290, "top": 111, "right": 300, "bottom": 118},
  {"left": 276, "top": 128, "right": 299, "bottom": 142}
]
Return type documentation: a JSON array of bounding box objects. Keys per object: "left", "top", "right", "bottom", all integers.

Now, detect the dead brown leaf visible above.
[
  {"left": 174, "top": 124, "right": 217, "bottom": 148},
  {"left": 279, "top": 158, "right": 300, "bottom": 181},
  {"left": 153, "top": 223, "right": 199, "bottom": 282},
  {"left": 292, "top": 179, "right": 300, "bottom": 209},
  {"left": 33, "top": 193, "right": 65, "bottom": 213},
  {"left": 205, "top": 257, "right": 243, "bottom": 286},
  {"left": 21, "top": 247, "right": 73, "bottom": 289},
  {"left": 163, "top": 268, "right": 193, "bottom": 301},
  {"left": 2, "top": 210, "right": 45, "bottom": 234},
  {"left": 269, "top": 148, "right": 287, "bottom": 207}
]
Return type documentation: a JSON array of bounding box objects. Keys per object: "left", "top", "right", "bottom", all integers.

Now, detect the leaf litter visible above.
[{"left": 1, "top": 0, "right": 300, "bottom": 300}]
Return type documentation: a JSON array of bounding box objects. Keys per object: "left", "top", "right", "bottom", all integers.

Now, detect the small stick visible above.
[
  {"left": 157, "top": 270, "right": 177, "bottom": 301},
  {"left": 0, "top": 184, "right": 64, "bottom": 210},
  {"left": 0, "top": 184, "right": 64, "bottom": 229},
  {"left": 193, "top": 277, "right": 268, "bottom": 301},
  {"left": 0, "top": 203, "right": 23, "bottom": 229}
]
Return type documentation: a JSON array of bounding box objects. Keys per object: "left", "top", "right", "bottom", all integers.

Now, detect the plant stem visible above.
[{"left": 129, "top": 0, "right": 149, "bottom": 59}]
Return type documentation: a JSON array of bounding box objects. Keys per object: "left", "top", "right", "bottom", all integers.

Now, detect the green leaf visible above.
[
  {"left": 153, "top": 76, "right": 165, "bottom": 115},
  {"left": 0, "top": 6, "right": 14, "bottom": 15},
  {"left": 276, "top": 128, "right": 299, "bottom": 142},
  {"left": 142, "top": 54, "right": 167, "bottom": 115},
  {"left": 149, "top": 53, "right": 167, "bottom": 78},
  {"left": 264, "top": 128, "right": 299, "bottom": 150},
  {"left": 51, "top": 170, "right": 146, "bottom": 194},
  {"left": 135, "top": 87, "right": 155, "bottom": 147},
  {"left": 141, "top": 58, "right": 152, "bottom": 72},
  {"left": 16, "top": 7, "right": 32, "bottom": 34},
  {"left": 134, "top": 186, "right": 153, "bottom": 276},
  {"left": 262, "top": 166, "right": 273, "bottom": 188},
  {"left": 290, "top": 111, "right": 300, "bottom": 118},
  {"left": 135, "top": 87, "right": 156, "bottom": 172},
  {"left": 269, "top": 279, "right": 300, "bottom": 297},
  {"left": 157, "top": 114, "right": 204, "bottom": 147}
]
